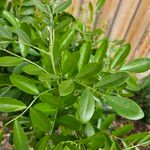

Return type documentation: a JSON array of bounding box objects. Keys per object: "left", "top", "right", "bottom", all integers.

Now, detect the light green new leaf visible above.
[
  {"left": 10, "top": 74, "right": 39, "bottom": 95},
  {"left": 79, "top": 88, "right": 95, "bottom": 123},
  {"left": 78, "top": 41, "right": 91, "bottom": 70},
  {"left": 112, "top": 124, "right": 134, "bottom": 137},
  {"left": 23, "top": 64, "right": 45, "bottom": 75},
  {"left": 32, "top": 0, "right": 49, "bottom": 15},
  {"left": 3, "top": 10, "right": 19, "bottom": 27},
  {"left": 35, "top": 135, "right": 49, "bottom": 150},
  {"left": 101, "top": 114, "right": 115, "bottom": 130},
  {"left": 60, "top": 29, "right": 75, "bottom": 51},
  {"left": 110, "top": 44, "right": 131, "bottom": 69},
  {"left": 76, "top": 62, "right": 101, "bottom": 79},
  {"left": 94, "top": 39, "right": 108, "bottom": 63},
  {"left": 0, "top": 97, "right": 26, "bottom": 112},
  {"left": 13, "top": 120, "right": 29, "bottom": 150},
  {"left": 103, "top": 95, "right": 144, "bottom": 120},
  {"left": 0, "top": 56, "right": 23, "bottom": 67},
  {"left": 54, "top": 0, "right": 72, "bottom": 13},
  {"left": 58, "top": 115, "right": 80, "bottom": 130},
  {"left": 95, "top": 72, "right": 130, "bottom": 88},
  {"left": 59, "top": 80, "right": 74, "bottom": 96},
  {"left": 30, "top": 108, "right": 51, "bottom": 132},
  {"left": 85, "top": 123, "right": 95, "bottom": 137},
  {"left": 120, "top": 58, "right": 150, "bottom": 73}
]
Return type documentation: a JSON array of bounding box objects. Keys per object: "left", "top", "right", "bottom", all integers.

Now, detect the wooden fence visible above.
[{"left": 67, "top": 0, "right": 150, "bottom": 60}]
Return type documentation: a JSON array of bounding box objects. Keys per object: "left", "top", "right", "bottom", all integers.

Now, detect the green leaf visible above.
[
  {"left": 32, "top": 0, "right": 49, "bottom": 15},
  {"left": 112, "top": 124, "right": 134, "bottom": 137},
  {"left": 3, "top": 10, "right": 19, "bottom": 27},
  {"left": 126, "top": 76, "right": 140, "bottom": 91},
  {"left": 53, "top": 143, "right": 63, "bottom": 150},
  {"left": 33, "top": 103, "right": 55, "bottom": 115},
  {"left": 13, "top": 120, "right": 29, "bottom": 150},
  {"left": 40, "top": 92, "right": 63, "bottom": 108},
  {"left": 0, "top": 25, "right": 12, "bottom": 40},
  {"left": 79, "top": 88, "right": 95, "bottom": 123},
  {"left": 10, "top": 74, "right": 39, "bottom": 95},
  {"left": 30, "top": 108, "right": 51, "bottom": 132},
  {"left": 58, "top": 115, "right": 80, "bottom": 130},
  {"left": 85, "top": 123, "right": 95, "bottom": 137},
  {"left": 54, "top": 0, "right": 72, "bottom": 13},
  {"left": 96, "top": 0, "right": 105, "bottom": 11},
  {"left": 0, "top": 74, "right": 11, "bottom": 85},
  {"left": 103, "top": 95, "right": 144, "bottom": 120},
  {"left": 89, "top": 2, "right": 94, "bottom": 22},
  {"left": 0, "top": 56, "right": 23, "bottom": 67},
  {"left": 101, "top": 114, "right": 115, "bottom": 130},
  {"left": 59, "top": 80, "right": 74, "bottom": 96},
  {"left": 35, "top": 135, "right": 49, "bottom": 150},
  {"left": 23, "top": 64, "right": 45, "bottom": 75},
  {"left": 120, "top": 58, "right": 150, "bottom": 73},
  {"left": 94, "top": 39, "right": 108, "bottom": 63},
  {"left": 62, "top": 51, "right": 79, "bottom": 74},
  {"left": 95, "top": 72, "right": 130, "bottom": 88},
  {"left": 60, "top": 29, "right": 75, "bottom": 51},
  {"left": 110, "top": 44, "right": 131, "bottom": 69},
  {"left": 78, "top": 41, "right": 91, "bottom": 70},
  {"left": 76, "top": 62, "right": 101, "bottom": 79},
  {"left": 0, "top": 97, "right": 26, "bottom": 112}
]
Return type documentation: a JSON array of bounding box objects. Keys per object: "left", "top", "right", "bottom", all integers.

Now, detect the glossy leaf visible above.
[
  {"left": 120, "top": 58, "right": 150, "bottom": 73},
  {"left": 54, "top": 0, "right": 72, "bottom": 13},
  {"left": 94, "top": 39, "right": 108, "bottom": 63},
  {"left": 13, "top": 120, "right": 29, "bottom": 150},
  {"left": 10, "top": 74, "right": 39, "bottom": 95},
  {"left": 3, "top": 10, "right": 19, "bottom": 27},
  {"left": 103, "top": 95, "right": 144, "bottom": 120},
  {"left": 78, "top": 41, "right": 91, "bottom": 70},
  {"left": 0, "top": 56, "right": 23, "bottom": 67},
  {"left": 0, "top": 97, "right": 26, "bottom": 112},
  {"left": 110, "top": 44, "right": 131, "bottom": 69},
  {"left": 23, "top": 64, "right": 45, "bottom": 75},
  {"left": 76, "top": 62, "right": 101, "bottom": 79},
  {"left": 30, "top": 108, "right": 51, "bottom": 131},
  {"left": 85, "top": 123, "right": 95, "bottom": 137},
  {"left": 58, "top": 115, "right": 80, "bottom": 130},
  {"left": 59, "top": 80, "right": 74, "bottom": 96},
  {"left": 60, "top": 29, "right": 75, "bottom": 51},
  {"left": 112, "top": 124, "right": 134, "bottom": 137},
  {"left": 79, "top": 88, "right": 95, "bottom": 123},
  {"left": 95, "top": 72, "right": 130, "bottom": 88},
  {"left": 101, "top": 114, "right": 115, "bottom": 130}
]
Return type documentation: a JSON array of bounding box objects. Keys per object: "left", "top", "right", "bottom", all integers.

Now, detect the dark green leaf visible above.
[
  {"left": 58, "top": 115, "right": 80, "bottom": 130},
  {"left": 13, "top": 120, "right": 29, "bottom": 150},
  {"left": 10, "top": 74, "right": 39, "bottom": 95},
  {"left": 78, "top": 41, "right": 91, "bottom": 70},
  {"left": 101, "top": 114, "right": 115, "bottom": 130},
  {"left": 76, "top": 62, "right": 101, "bottom": 79},
  {"left": 0, "top": 97, "right": 26, "bottom": 112},
  {"left": 94, "top": 39, "right": 108, "bottom": 63},
  {"left": 110, "top": 44, "right": 131, "bottom": 69},
  {"left": 79, "top": 88, "right": 95, "bottom": 123},
  {"left": 103, "top": 95, "right": 144, "bottom": 120},
  {"left": 0, "top": 56, "right": 23, "bottom": 67},
  {"left": 120, "top": 58, "right": 150, "bottom": 73},
  {"left": 59, "top": 80, "right": 74, "bottom": 96},
  {"left": 35, "top": 135, "right": 49, "bottom": 150},
  {"left": 112, "top": 124, "right": 134, "bottom": 137},
  {"left": 0, "top": 74, "right": 11, "bottom": 85},
  {"left": 95, "top": 72, "right": 130, "bottom": 88},
  {"left": 30, "top": 108, "right": 51, "bottom": 132}
]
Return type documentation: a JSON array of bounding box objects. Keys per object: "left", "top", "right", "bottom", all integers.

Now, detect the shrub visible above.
[{"left": 0, "top": 0, "right": 150, "bottom": 149}]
